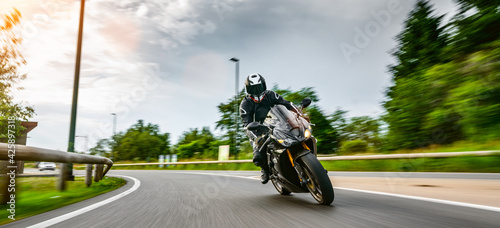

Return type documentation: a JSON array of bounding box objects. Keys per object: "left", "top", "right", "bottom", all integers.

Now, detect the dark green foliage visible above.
[
  {"left": 173, "top": 127, "right": 219, "bottom": 159},
  {"left": 343, "top": 116, "right": 382, "bottom": 149},
  {"left": 384, "top": 0, "right": 449, "bottom": 150},
  {"left": 307, "top": 106, "right": 339, "bottom": 154},
  {"left": 388, "top": 0, "right": 448, "bottom": 80},
  {"left": 383, "top": 0, "right": 499, "bottom": 150},
  {"left": 451, "top": 0, "right": 500, "bottom": 55},
  {"left": 91, "top": 120, "right": 171, "bottom": 161},
  {"left": 340, "top": 140, "right": 369, "bottom": 155}
]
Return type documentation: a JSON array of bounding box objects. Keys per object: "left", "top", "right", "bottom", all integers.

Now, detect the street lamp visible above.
[
  {"left": 229, "top": 57, "right": 240, "bottom": 160},
  {"left": 76, "top": 135, "right": 89, "bottom": 154},
  {"left": 111, "top": 113, "right": 117, "bottom": 135}
]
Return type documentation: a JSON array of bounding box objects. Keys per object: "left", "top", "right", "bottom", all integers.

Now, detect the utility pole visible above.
[{"left": 66, "top": 0, "right": 86, "bottom": 183}]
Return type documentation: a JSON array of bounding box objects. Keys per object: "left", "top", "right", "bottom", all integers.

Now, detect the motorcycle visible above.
[{"left": 247, "top": 98, "right": 334, "bottom": 205}]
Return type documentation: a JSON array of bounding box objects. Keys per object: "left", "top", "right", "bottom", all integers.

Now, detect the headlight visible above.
[
  {"left": 277, "top": 138, "right": 294, "bottom": 147},
  {"left": 304, "top": 129, "right": 311, "bottom": 139}
]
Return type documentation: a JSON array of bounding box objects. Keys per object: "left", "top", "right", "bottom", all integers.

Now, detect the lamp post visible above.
[
  {"left": 76, "top": 135, "right": 89, "bottom": 154},
  {"left": 66, "top": 0, "right": 86, "bottom": 183},
  {"left": 111, "top": 113, "right": 117, "bottom": 135},
  {"left": 229, "top": 57, "right": 239, "bottom": 160}
]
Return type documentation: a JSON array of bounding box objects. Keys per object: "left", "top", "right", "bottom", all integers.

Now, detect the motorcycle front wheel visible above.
[{"left": 298, "top": 153, "right": 334, "bottom": 205}]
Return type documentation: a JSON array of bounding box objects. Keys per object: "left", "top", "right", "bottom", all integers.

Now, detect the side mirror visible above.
[
  {"left": 301, "top": 98, "right": 312, "bottom": 109},
  {"left": 247, "top": 122, "right": 261, "bottom": 131}
]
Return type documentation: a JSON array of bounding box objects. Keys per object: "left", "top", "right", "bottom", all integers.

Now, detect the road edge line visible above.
[
  {"left": 26, "top": 175, "right": 141, "bottom": 228},
  {"left": 172, "top": 171, "right": 500, "bottom": 213},
  {"left": 335, "top": 187, "right": 500, "bottom": 213}
]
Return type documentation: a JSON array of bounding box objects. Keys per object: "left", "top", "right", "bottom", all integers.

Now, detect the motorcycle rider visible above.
[{"left": 240, "top": 73, "right": 300, "bottom": 184}]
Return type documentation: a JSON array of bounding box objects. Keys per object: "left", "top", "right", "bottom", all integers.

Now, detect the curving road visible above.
[{"left": 4, "top": 170, "right": 500, "bottom": 228}]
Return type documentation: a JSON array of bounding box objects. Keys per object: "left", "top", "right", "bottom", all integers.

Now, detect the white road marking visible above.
[
  {"left": 335, "top": 187, "right": 500, "bottom": 213},
  {"left": 176, "top": 171, "right": 500, "bottom": 213},
  {"left": 170, "top": 171, "right": 257, "bottom": 180},
  {"left": 24, "top": 171, "right": 500, "bottom": 228},
  {"left": 27, "top": 175, "right": 141, "bottom": 228}
]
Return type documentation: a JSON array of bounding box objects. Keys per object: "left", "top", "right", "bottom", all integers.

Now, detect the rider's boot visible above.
[
  {"left": 260, "top": 166, "right": 270, "bottom": 184},
  {"left": 252, "top": 140, "right": 263, "bottom": 166},
  {"left": 252, "top": 150, "right": 261, "bottom": 166},
  {"left": 260, "top": 152, "right": 270, "bottom": 184}
]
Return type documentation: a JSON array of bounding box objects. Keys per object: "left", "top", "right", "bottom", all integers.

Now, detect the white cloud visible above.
[
  {"left": 11, "top": 0, "right": 221, "bottom": 149},
  {"left": 8, "top": 0, "right": 459, "bottom": 151},
  {"left": 181, "top": 52, "right": 231, "bottom": 97}
]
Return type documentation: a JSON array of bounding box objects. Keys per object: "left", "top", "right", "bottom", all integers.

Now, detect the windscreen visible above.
[{"left": 265, "top": 105, "right": 301, "bottom": 132}]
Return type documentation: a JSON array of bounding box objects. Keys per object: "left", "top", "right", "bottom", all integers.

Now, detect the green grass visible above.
[
  {"left": 386, "top": 140, "right": 500, "bottom": 154},
  {"left": 0, "top": 176, "right": 126, "bottom": 225},
  {"left": 320, "top": 156, "right": 500, "bottom": 173},
  {"left": 110, "top": 155, "right": 500, "bottom": 173}
]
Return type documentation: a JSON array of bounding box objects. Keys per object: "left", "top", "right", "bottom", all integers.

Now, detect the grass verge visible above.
[
  {"left": 110, "top": 155, "right": 500, "bottom": 173},
  {"left": 384, "top": 140, "right": 500, "bottom": 154},
  {"left": 320, "top": 156, "right": 500, "bottom": 173},
  {"left": 0, "top": 176, "right": 126, "bottom": 225}
]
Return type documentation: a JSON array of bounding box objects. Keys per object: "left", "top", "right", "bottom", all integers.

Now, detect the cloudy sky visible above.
[{"left": 2, "top": 0, "right": 457, "bottom": 152}]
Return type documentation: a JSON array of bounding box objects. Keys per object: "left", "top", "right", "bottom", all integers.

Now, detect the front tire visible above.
[{"left": 298, "top": 153, "right": 334, "bottom": 205}]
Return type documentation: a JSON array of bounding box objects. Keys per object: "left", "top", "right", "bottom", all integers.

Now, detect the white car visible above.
[{"left": 38, "top": 162, "right": 56, "bottom": 171}]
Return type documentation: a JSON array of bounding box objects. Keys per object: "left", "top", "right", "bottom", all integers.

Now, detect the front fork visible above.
[
  {"left": 268, "top": 148, "right": 312, "bottom": 187},
  {"left": 286, "top": 149, "right": 310, "bottom": 187},
  {"left": 293, "top": 163, "right": 309, "bottom": 187}
]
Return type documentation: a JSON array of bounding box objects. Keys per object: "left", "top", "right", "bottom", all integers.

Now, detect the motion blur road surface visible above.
[{"left": 4, "top": 170, "right": 500, "bottom": 228}]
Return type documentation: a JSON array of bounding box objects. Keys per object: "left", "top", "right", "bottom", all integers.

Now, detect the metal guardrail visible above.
[
  {"left": 113, "top": 159, "right": 251, "bottom": 166},
  {"left": 0, "top": 142, "right": 113, "bottom": 204},
  {"left": 0, "top": 143, "right": 113, "bottom": 176},
  {"left": 113, "top": 151, "right": 500, "bottom": 166},
  {"left": 318, "top": 151, "right": 500, "bottom": 161}
]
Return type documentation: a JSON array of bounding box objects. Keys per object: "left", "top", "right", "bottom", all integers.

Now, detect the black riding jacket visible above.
[{"left": 240, "top": 90, "right": 296, "bottom": 127}]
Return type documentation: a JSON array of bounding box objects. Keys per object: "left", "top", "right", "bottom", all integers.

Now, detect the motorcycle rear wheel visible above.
[{"left": 298, "top": 153, "right": 334, "bottom": 205}]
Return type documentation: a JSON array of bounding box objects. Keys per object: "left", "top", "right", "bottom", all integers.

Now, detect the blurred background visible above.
[
  {"left": 1, "top": 0, "right": 499, "bottom": 162},
  {"left": 1, "top": 0, "right": 499, "bottom": 226}
]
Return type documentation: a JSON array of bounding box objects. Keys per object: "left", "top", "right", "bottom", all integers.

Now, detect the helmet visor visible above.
[{"left": 247, "top": 84, "right": 265, "bottom": 96}]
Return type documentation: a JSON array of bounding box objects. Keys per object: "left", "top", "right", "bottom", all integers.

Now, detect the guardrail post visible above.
[
  {"left": 16, "top": 161, "right": 24, "bottom": 174},
  {"left": 85, "top": 164, "right": 93, "bottom": 187},
  {"left": 94, "top": 164, "right": 103, "bottom": 182},
  {"left": 0, "top": 161, "right": 9, "bottom": 204},
  {"left": 59, "top": 163, "right": 68, "bottom": 191},
  {"left": 98, "top": 164, "right": 104, "bottom": 180}
]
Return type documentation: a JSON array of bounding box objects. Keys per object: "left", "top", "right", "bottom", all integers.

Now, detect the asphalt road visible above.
[{"left": 4, "top": 170, "right": 500, "bottom": 228}]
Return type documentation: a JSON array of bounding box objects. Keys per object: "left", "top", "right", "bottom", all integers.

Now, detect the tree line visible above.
[
  {"left": 90, "top": 0, "right": 500, "bottom": 160},
  {"left": 2, "top": 1, "right": 498, "bottom": 160},
  {"left": 383, "top": 0, "right": 499, "bottom": 150},
  {"left": 0, "top": 9, "right": 35, "bottom": 142}
]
